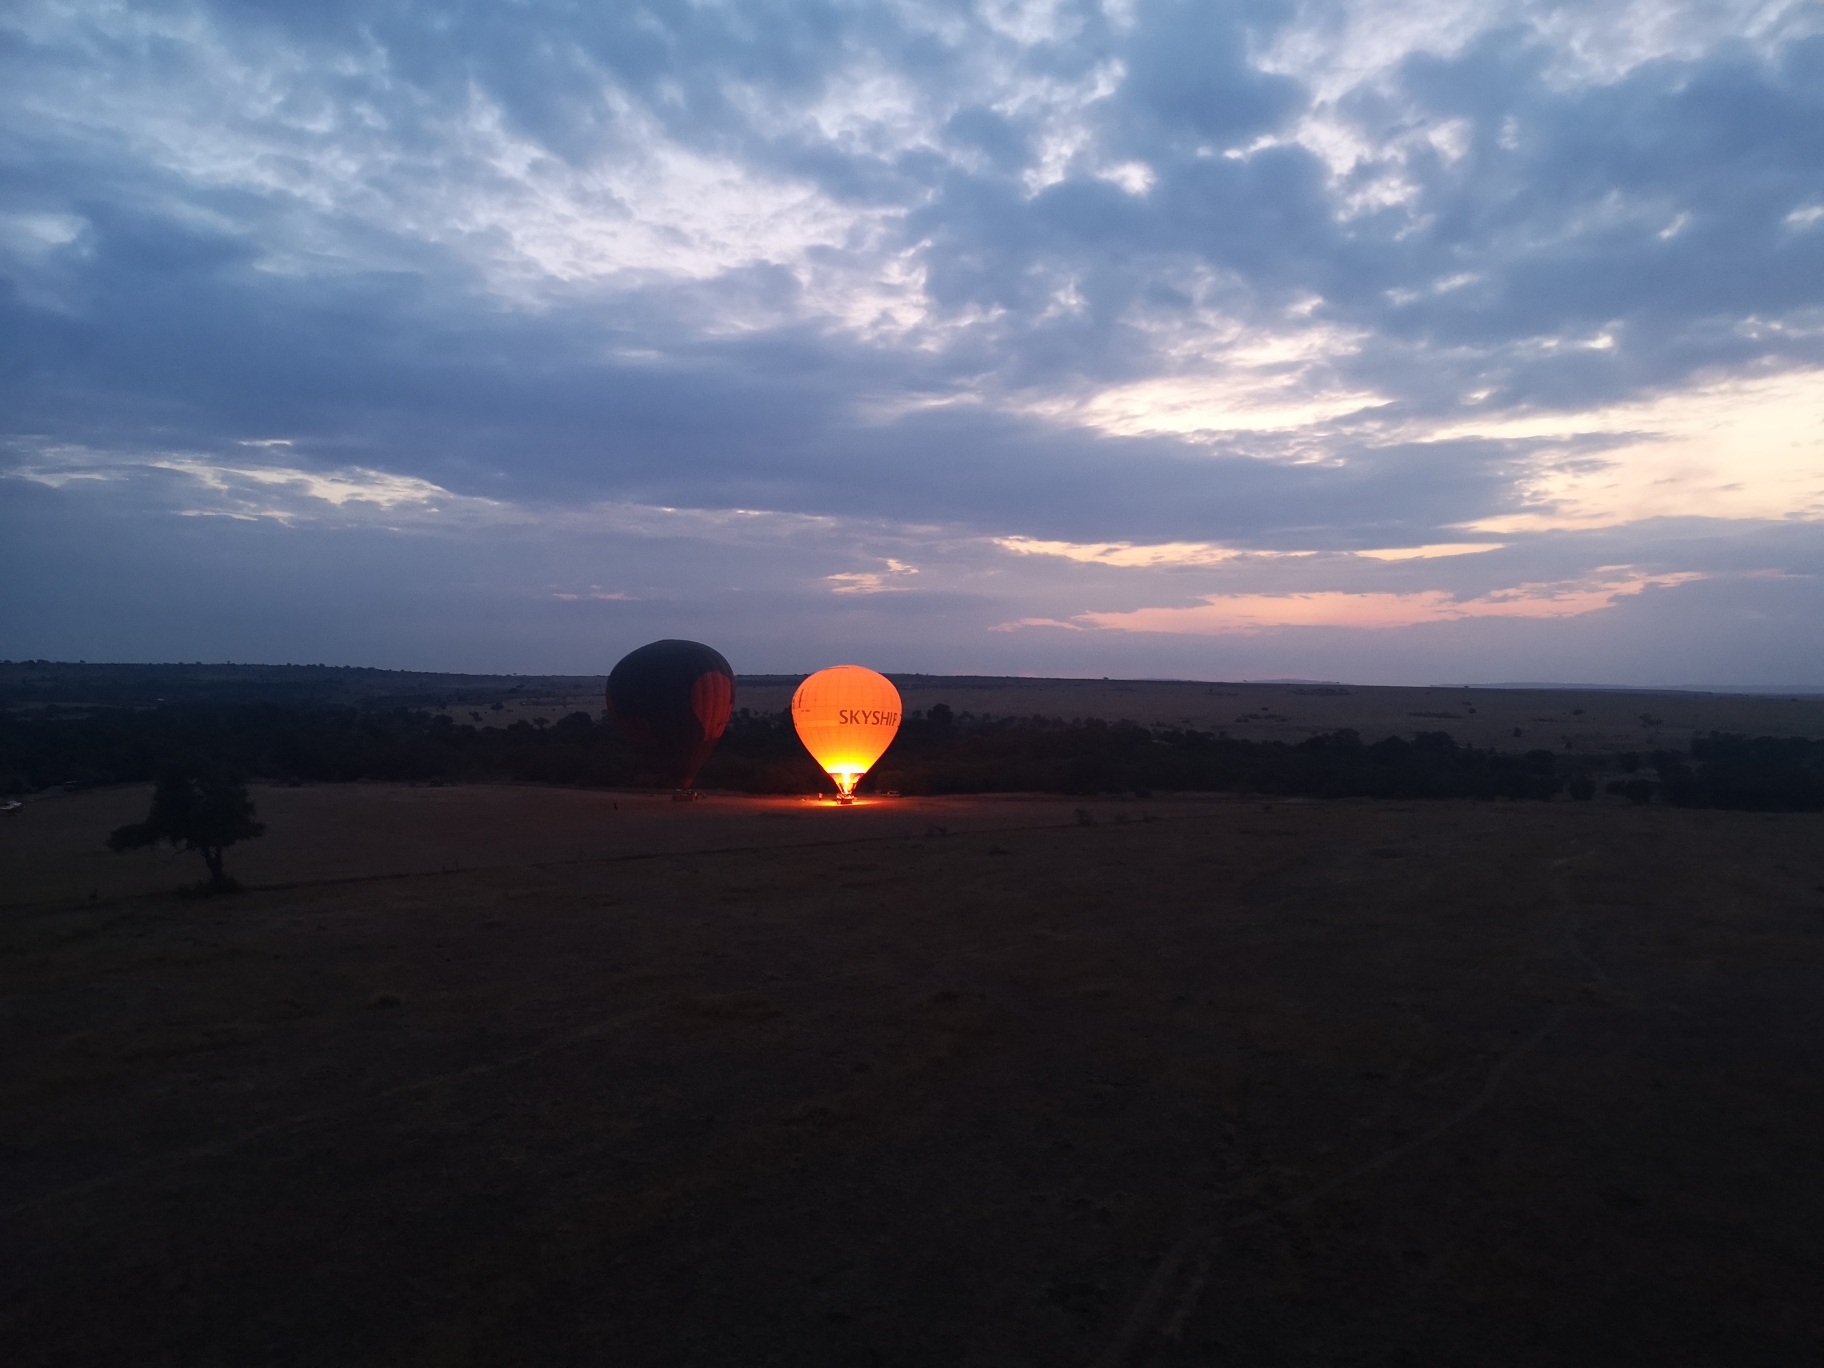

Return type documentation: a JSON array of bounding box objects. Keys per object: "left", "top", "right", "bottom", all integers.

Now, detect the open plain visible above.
[{"left": 4, "top": 785, "right": 1824, "bottom": 1366}]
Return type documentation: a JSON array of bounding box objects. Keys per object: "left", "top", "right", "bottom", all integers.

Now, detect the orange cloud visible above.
[
  {"left": 1074, "top": 569, "right": 1704, "bottom": 635},
  {"left": 988, "top": 616, "right": 1087, "bottom": 632}
]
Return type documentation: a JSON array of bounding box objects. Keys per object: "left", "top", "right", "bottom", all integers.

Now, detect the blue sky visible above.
[{"left": 3, "top": 0, "right": 1821, "bottom": 684}]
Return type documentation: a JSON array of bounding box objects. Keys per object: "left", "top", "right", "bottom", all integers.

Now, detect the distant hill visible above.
[{"left": 0, "top": 661, "right": 602, "bottom": 710}]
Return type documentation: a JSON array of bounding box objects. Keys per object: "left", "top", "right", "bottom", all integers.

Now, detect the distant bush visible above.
[
  {"left": 866, "top": 722, "right": 1565, "bottom": 801},
  {"left": 1659, "top": 734, "right": 1824, "bottom": 812},
  {"left": 0, "top": 702, "right": 826, "bottom": 794}
]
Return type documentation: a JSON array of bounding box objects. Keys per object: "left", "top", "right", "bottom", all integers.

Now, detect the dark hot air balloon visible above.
[{"left": 606, "top": 639, "right": 735, "bottom": 792}]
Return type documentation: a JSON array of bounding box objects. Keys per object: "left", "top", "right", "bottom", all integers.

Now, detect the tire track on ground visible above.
[{"left": 1094, "top": 845, "right": 1598, "bottom": 1367}]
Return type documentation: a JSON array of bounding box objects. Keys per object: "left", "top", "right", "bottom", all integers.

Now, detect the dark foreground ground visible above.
[{"left": 4, "top": 789, "right": 1823, "bottom": 1366}]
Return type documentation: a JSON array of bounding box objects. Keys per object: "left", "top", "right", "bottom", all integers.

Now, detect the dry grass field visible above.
[{"left": 4, "top": 786, "right": 1823, "bottom": 1366}]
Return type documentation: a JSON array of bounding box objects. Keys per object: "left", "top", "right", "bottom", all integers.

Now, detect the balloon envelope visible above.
[
  {"left": 606, "top": 639, "right": 735, "bottom": 789},
  {"left": 792, "top": 665, "right": 901, "bottom": 798}
]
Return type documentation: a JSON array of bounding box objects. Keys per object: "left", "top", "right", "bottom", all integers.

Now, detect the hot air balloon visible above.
[
  {"left": 792, "top": 665, "right": 901, "bottom": 804},
  {"left": 606, "top": 639, "right": 735, "bottom": 794}
]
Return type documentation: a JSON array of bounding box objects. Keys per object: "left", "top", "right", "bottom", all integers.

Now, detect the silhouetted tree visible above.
[{"left": 108, "top": 769, "right": 265, "bottom": 890}]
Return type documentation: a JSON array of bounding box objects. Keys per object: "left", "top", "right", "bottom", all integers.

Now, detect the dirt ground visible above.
[
  {"left": 0, "top": 784, "right": 1164, "bottom": 910},
  {"left": 4, "top": 787, "right": 1823, "bottom": 1367}
]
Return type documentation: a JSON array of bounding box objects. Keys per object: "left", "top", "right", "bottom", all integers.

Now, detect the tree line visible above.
[{"left": 4, "top": 701, "right": 1821, "bottom": 810}]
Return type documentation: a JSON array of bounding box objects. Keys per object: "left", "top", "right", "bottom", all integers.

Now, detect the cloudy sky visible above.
[{"left": 3, "top": 0, "right": 1821, "bottom": 684}]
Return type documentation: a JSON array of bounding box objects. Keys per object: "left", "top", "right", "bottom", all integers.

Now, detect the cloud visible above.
[
  {"left": 1354, "top": 542, "right": 1505, "bottom": 560},
  {"left": 1, "top": 0, "right": 1820, "bottom": 683},
  {"left": 989, "top": 616, "right": 1087, "bottom": 632},
  {"left": 827, "top": 559, "right": 921, "bottom": 594},
  {"left": 995, "top": 535, "right": 1508, "bottom": 565},
  {"left": 1042, "top": 369, "right": 1389, "bottom": 440},
  {"left": 1077, "top": 568, "right": 1708, "bottom": 635},
  {"left": 6, "top": 448, "right": 497, "bottom": 524},
  {"left": 0, "top": 444, "right": 858, "bottom": 545},
  {"left": 1432, "top": 367, "right": 1824, "bottom": 530},
  {"left": 995, "top": 536, "right": 1252, "bottom": 567}
]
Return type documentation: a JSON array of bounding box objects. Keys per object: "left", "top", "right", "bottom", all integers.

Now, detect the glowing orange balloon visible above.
[{"left": 792, "top": 665, "right": 902, "bottom": 802}]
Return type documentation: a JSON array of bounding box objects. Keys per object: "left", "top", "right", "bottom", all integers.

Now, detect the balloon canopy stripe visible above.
[{"left": 690, "top": 671, "right": 735, "bottom": 741}]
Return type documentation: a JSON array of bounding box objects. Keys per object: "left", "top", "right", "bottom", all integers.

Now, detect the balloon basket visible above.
[{"left": 671, "top": 789, "right": 701, "bottom": 803}]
